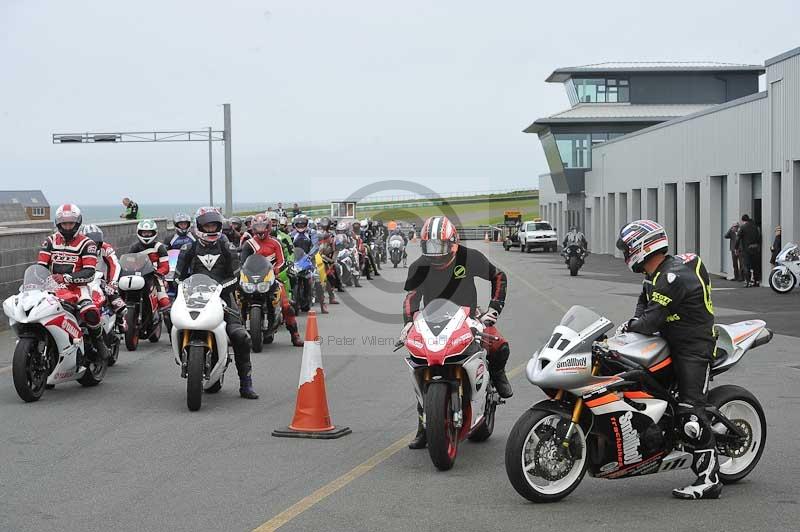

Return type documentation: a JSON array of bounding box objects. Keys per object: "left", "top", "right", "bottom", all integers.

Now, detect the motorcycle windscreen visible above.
[
  {"left": 420, "top": 299, "right": 463, "bottom": 335},
  {"left": 20, "top": 264, "right": 54, "bottom": 292},
  {"left": 558, "top": 305, "right": 606, "bottom": 335},
  {"left": 242, "top": 254, "right": 272, "bottom": 281},
  {"left": 182, "top": 274, "right": 220, "bottom": 309},
  {"left": 167, "top": 249, "right": 181, "bottom": 272},
  {"left": 118, "top": 253, "right": 155, "bottom": 277}
]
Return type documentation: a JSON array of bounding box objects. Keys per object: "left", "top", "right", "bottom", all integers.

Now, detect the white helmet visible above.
[
  {"left": 136, "top": 219, "right": 159, "bottom": 245},
  {"left": 616, "top": 219, "right": 668, "bottom": 273}
]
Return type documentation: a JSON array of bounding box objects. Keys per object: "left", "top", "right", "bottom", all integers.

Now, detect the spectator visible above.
[
  {"left": 770, "top": 225, "right": 782, "bottom": 265},
  {"left": 276, "top": 202, "right": 287, "bottom": 217},
  {"left": 737, "top": 214, "right": 761, "bottom": 287},
  {"left": 292, "top": 203, "right": 302, "bottom": 217},
  {"left": 121, "top": 197, "right": 140, "bottom": 220},
  {"left": 724, "top": 222, "right": 742, "bottom": 281}
]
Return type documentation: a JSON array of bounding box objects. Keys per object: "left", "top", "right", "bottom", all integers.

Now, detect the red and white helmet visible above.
[
  {"left": 420, "top": 216, "right": 459, "bottom": 263},
  {"left": 616, "top": 219, "right": 669, "bottom": 273},
  {"left": 55, "top": 204, "right": 83, "bottom": 241},
  {"left": 251, "top": 213, "right": 271, "bottom": 239}
]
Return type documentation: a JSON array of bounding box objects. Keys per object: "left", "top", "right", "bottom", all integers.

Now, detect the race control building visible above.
[{"left": 530, "top": 46, "right": 800, "bottom": 280}]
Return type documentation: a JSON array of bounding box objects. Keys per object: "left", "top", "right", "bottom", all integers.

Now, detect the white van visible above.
[{"left": 518, "top": 219, "right": 558, "bottom": 253}]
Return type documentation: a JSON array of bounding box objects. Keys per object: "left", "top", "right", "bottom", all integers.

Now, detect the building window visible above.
[
  {"left": 31, "top": 207, "right": 46, "bottom": 217},
  {"left": 555, "top": 132, "right": 622, "bottom": 168},
  {"left": 574, "top": 78, "right": 629, "bottom": 103}
]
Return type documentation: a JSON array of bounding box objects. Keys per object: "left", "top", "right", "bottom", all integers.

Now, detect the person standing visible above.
[
  {"left": 770, "top": 225, "right": 782, "bottom": 265},
  {"left": 120, "top": 197, "right": 140, "bottom": 220},
  {"left": 291, "top": 203, "right": 302, "bottom": 217},
  {"left": 723, "top": 222, "right": 742, "bottom": 282},
  {"left": 737, "top": 214, "right": 761, "bottom": 287}
]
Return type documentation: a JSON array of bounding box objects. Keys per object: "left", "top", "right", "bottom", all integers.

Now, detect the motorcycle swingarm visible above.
[{"left": 704, "top": 405, "right": 747, "bottom": 438}]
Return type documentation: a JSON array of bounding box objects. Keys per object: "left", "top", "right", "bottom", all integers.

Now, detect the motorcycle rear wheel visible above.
[
  {"left": 106, "top": 332, "right": 120, "bottom": 367},
  {"left": 425, "top": 382, "right": 459, "bottom": 471},
  {"left": 505, "top": 409, "right": 587, "bottom": 503},
  {"left": 710, "top": 385, "right": 767, "bottom": 483},
  {"left": 78, "top": 353, "right": 107, "bottom": 387},
  {"left": 187, "top": 345, "right": 204, "bottom": 411},
  {"left": 468, "top": 392, "right": 497, "bottom": 442},
  {"left": 12, "top": 337, "right": 47, "bottom": 402}
]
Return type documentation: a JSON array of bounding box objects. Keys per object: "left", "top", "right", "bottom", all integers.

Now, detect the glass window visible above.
[
  {"left": 573, "top": 78, "right": 629, "bottom": 103},
  {"left": 555, "top": 134, "right": 591, "bottom": 168}
]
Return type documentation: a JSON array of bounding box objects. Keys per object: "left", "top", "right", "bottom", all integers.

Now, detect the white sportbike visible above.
[
  {"left": 170, "top": 274, "right": 233, "bottom": 411},
  {"left": 3, "top": 265, "right": 110, "bottom": 402}
]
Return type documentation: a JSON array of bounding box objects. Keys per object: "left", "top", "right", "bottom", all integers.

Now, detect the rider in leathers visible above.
[
  {"left": 401, "top": 215, "right": 512, "bottom": 450},
  {"left": 164, "top": 213, "right": 196, "bottom": 251},
  {"left": 616, "top": 219, "right": 721, "bottom": 500},
  {"left": 176, "top": 207, "right": 259, "bottom": 399}
]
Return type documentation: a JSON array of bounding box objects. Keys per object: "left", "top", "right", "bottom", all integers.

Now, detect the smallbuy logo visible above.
[{"left": 453, "top": 265, "right": 466, "bottom": 279}]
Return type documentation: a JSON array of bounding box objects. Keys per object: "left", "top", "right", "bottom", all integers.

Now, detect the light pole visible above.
[{"left": 53, "top": 104, "right": 234, "bottom": 215}]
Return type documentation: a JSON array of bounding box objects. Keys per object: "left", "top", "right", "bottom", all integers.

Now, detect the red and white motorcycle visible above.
[
  {"left": 398, "top": 298, "right": 504, "bottom": 470},
  {"left": 2, "top": 265, "right": 110, "bottom": 402}
]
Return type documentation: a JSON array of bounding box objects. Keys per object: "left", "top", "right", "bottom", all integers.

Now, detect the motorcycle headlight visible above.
[
  {"left": 241, "top": 282, "right": 256, "bottom": 293},
  {"left": 257, "top": 282, "right": 270, "bottom": 293},
  {"left": 787, "top": 249, "right": 799, "bottom": 262}
]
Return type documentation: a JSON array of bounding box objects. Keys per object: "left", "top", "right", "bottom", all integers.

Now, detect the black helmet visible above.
[
  {"left": 195, "top": 207, "right": 223, "bottom": 244},
  {"left": 229, "top": 216, "right": 243, "bottom": 232}
]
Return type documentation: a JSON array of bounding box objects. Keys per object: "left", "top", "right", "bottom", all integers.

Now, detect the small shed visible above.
[{"left": 330, "top": 201, "right": 357, "bottom": 220}]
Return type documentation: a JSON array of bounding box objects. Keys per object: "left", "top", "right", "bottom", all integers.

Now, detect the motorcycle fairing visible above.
[{"left": 712, "top": 320, "right": 770, "bottom": 375}]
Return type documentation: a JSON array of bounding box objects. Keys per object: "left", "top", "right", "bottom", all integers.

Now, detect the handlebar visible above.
[{"left": 470, "top": 327, "right": 500, "bottom": 342}]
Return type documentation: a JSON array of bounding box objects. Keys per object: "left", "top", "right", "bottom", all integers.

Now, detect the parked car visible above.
[{"left": 518, "top": 220, "right": 558, "bottom": 253}]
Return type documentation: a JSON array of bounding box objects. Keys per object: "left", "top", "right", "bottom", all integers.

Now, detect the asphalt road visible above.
[{"left": 1, "top": 243, "right": 798, "bottom": 532}]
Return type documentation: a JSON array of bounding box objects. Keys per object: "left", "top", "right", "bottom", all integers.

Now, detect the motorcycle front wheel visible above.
[
  {"left": 505, "top": 409, "right": 587, "bottom": 503},
  {"left": 12, "top": 337, "right": 48, "bottom": 402},
  {"left": 250, "top": 306, "right": 263, "bottom": 353},
  {"left": 569, "top": 256, "right": 579, "bottom": 277},
  {"left": 124, "top": 305, "right": 139, "bottom": 351},
  {"left": 186, "top": 345, "right": 204, "bottom": 411},
  {"left": 768, "top": 269, "right": 795, "bottom": 294},
  {"left": 425, "top": 382, "right": 459, "bottom": 471}
]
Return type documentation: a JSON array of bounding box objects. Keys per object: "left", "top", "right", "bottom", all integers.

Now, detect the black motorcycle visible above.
[
  {"left": 562, "top": 244, "right": 587, "bottom": 277},
  {"left": 117, "top": 253, "right": 163, "bottom": 351},
  {"left": 239, "top": 254, "right": 282, "bottom": 353}
]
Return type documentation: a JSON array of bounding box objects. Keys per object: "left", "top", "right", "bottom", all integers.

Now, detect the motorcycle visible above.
[
  {"left": 397, "top": 299, "right": 504, "bottom": 470},
  {"left": 369, "top": 240, "right": 382, "bottom": 270},
  {"left": 117, "top": 253, "right": 163, "bottom": 351},
  {"left": 335, "top": 235, "right": 360, "bottom": 287},
  {"left": 164, "top": 249, "right": 181, "bottom": 334},
  {"left": 170, "top": 274, "right": 232, "bottom": 411},
  {"left": 388, "top": 234, "right": 406, "bottom": 268},
  {"left": 239, "top": 254, "right": 282, "bottom": 353},
  {"left": 374, "top": 237, "right": 387, "bottom": 265},
  {"left": 768, "top": 242, "right": 800, "bottom": 294},
  {"left": 562, "top": 244, "right": 587, "bottom": 277},
  {"left": 2, "top": 265, "right": 109, "bottom": 402},
  {"left": 292, "top": 246, "right": 315, "bottom": 313},
  {"left": 505, "top": 305, "right": 771, "bottom": 502},
  {"left": 92, "top": 259, "right": 123, "bottom": 367}
]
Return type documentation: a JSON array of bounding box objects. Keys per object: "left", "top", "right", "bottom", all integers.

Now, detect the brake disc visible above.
[{"left": 718, "top": 418, "right": 752, "bottom": 458}]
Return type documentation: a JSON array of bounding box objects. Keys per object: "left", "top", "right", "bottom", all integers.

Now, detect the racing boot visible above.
[
  {"left": 327, "top": 289, "right": 340, "bottom": 305},
  {"left": 89, "top": 326, "right": 109, "bottom": 362},
  {"left": 408, "top": 403, "right": 427, "bottom": 449},
  {"left": 488, "top": 343, "right": 513, "bottom": 398},
  {"left": 239, "top": 376, "right": 259, "bottom": 400},
  {"left": 288, "top": 324, "right": 304, "bottom": 347},
  {"left": 672, "top": 448, "right": 722, "bottom": 499},
  {"left": 319, "top": 300, "right": 329, "bottom": 314}
]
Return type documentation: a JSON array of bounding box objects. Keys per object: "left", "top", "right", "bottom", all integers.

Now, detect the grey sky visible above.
[{"left": 1, "top": 0, "right": 798, "bottom": 206}]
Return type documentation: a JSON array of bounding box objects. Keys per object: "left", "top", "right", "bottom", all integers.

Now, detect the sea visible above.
[{"left": 79, "top": 202, "right": 273, "bottom": 222}]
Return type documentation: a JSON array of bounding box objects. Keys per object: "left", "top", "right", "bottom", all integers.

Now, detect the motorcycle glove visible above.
[{"left": 480, "top": 308, "right": 499, "bottom": 327}]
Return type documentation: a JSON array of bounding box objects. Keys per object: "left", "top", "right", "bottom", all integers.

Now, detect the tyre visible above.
[
  {"left": 250, "top": 306, "right": 263, "bottom": 353},
  {"left": 12, "top": 337, "right": 48, "bottom": 402},
  {"left": 503, "top": 242, "right": 511, "bottom": 251},
  {"left": 264, "top": 334, "right": 274, "bottom": 345},
  {"left": 709, "top": 385, "right": 767, "bottom": 484},
  {"left": 768, "top": 269, "right": 795, "bottom": 294},
  {"left": 149, "top": 318, "right": 162, "bottom": 343},
  {"left": 205, "top": 379, "right": 222, "bottom": 394},
  {"left": 468, "top": 394, "right": 497, "bottom": 442},
  {"left": 505, "top": 409, "right": 587, "bottom": 502},
  {"left": 77, "top": 352, "right": 107, "bottom": 387},
  {"left": 519, "top": 241, "right": 525, "bottom": 253},
  {"left": 124, "top": 306, "right": 139, "bottom": 351},
  {"left": 107, "top": 334, "right": 120, "bottom": 367},
  {"left": 569, "top": 256, "right": 579, "bottom": 277},
  {"left": 187, "top": 345, "right": 204, "bottom": 411},
  {"left": 424, "top": 382, "right": 459, "bottom": 471}
]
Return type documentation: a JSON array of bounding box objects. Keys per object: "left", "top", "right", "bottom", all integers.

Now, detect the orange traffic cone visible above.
[
  {"left": 484, "top": 232, "right": 490, "bottom": 242},
  {"left": 272, "top": 311, "right": 351, "bottom": 439}
]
